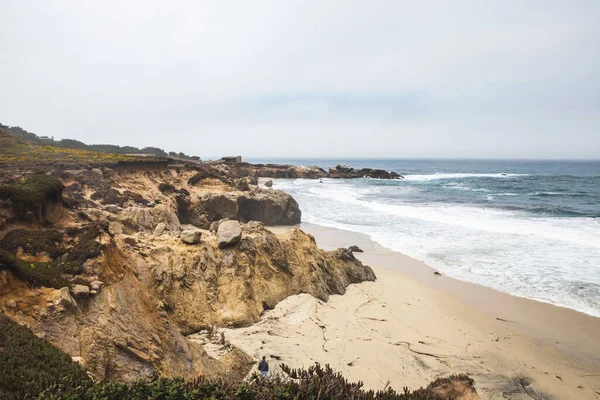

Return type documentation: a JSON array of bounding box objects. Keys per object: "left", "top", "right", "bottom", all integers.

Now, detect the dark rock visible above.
[
  {"left": 202, "top": 194, "right": 239, "bottom": 221},
  {"left": 237, "top": 190, "right": 301, "bottom": 225},
  {"left": 348, "top": 245, "right": 364, "bottom": 253},
  {"left": 264, "top": 180, "right": 273, "bottom": 188}
]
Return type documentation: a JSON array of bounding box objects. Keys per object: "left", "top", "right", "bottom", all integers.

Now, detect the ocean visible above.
[{"left": 248, "top": 159, "right": 600, "bottom": 317}]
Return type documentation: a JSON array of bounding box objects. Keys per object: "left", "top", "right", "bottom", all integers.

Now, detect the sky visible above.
[{"left": 1, "top": 1, "right": 599, "bottom": 159}]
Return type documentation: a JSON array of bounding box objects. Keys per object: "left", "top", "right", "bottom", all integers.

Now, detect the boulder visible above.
[
  {"left": 105, "top": 204, "right": 120, "bottom": 214},
  {"left": 201, "top": 193, "right": 239, "bottom": 221},
  {"left": 210, "top": 218, "right": 229, "bottom": 233},
  {"left": 348, "top": 245, "right": 364, "bottom": 253},
  {"left": 217, "top": 220, "right": 242, "bottom": 248},
  {"left": 264, "top": 180, "right": 273, "bottom": 188},
  {"left": 180, "top": 230, "right": 202, "bottom": 244},
  {"left": 237, "top": 189, "right": 301, "bottom": 225},
  {"left": 153, "top": 222, "right": 167, "bottom": 236},
  {"left": 71, "top": 284, "right": 90, "bottom": 296}
]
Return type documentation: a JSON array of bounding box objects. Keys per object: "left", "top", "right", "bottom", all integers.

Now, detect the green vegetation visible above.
[
  {"left": 0, "top": 315, "right": 92, "bottom": 400},
  {"left": 1, "top": 123, "right": 200, "bottom": 161},
  {"left": 0, "top": 174, "right": 63, "bottom": 220},
  {"left": 60, "top": 225, "right": 103, "bottom": 275},
  {"left": 0, "top": 229, "right": 64, "bottom": 258},
  {"left": 0, "top": 224, "right": 104, "bottom": 288},
  {"left": 37, "top": 363, "right": 461, "bottom": 400},
  {"left": 0, "top": 130, "right": 143, "bottom": 166},
  {"left": 0, "top": 249, "right": 70, "bottom": 289}
]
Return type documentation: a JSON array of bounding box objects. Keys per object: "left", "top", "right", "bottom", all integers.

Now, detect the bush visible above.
[
  {"left": 37, "top": 363, "right": 461, "bottom": 400},
  {"left": 0, "top": 174, "right": 63, "bottom": 221},
  {"left": 0, "top": 249, "right": 70, "bottom": 289},
  {"left": 0, "top": 315, "right": 91, "bottom": 399},
  {"left": 59, "top": 225, "right": 103, "bottom": 275},
  {"left": 0, "top": 224, "right": 104, "bottom": 288},
  {"left": 0, "top": 229, "right": 64, "bottom": 258}
]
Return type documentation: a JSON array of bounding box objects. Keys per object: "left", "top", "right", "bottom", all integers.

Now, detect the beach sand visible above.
[{"left": 224, "top": 223, "right": 600, "bottom": 399}]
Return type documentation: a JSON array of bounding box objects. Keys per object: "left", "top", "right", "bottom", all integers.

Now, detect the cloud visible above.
[{"left": 1, "top": 0, "right": 599, "bottom": 158}]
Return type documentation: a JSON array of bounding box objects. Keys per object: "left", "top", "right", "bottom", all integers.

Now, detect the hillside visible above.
[{"left": 0, "top": 123, "right": 199, "bottom": 161}]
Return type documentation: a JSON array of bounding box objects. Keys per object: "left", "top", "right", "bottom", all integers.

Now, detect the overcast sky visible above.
[{"left": 1, "top": 1, "right": 599, "bottom": 159}]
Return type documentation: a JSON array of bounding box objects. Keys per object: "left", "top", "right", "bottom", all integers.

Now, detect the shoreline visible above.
[
  {"left": 225, "top": 223, "right": 600, "bottom": 399},
  {"left": 298, "top": 223, "right": 600, "bottom": 364}
]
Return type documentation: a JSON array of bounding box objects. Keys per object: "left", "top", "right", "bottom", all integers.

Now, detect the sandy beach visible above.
[{"left": 224, "top": 223, "right": 600, "bottom": 400}]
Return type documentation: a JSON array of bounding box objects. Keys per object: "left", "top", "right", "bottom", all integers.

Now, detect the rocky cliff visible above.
[{"left": 0, "top": 163, "right": 375, "bottom": 382}]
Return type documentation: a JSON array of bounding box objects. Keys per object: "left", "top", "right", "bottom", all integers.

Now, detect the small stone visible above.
[
  {"left": 89, "top": 290, "right": 97, "bottom": 295},
  {"left": 71, "top": 284, "right": 90, "bottom": 296},
  {"left": 118, "top": 273, "right": 125, "bottom": 280},
  {"left": 264, "top": 180, "right": 273, "bottom": 188},
  {"left": 180, "top": 229, "right": 202, "bottom": 244},
  {"left": 105, "top": 204, "right": 120, "bottom": 214},
  {"left": 153, "top": 222, "right": 167, "bottom": 236},
  {"left": 5, "top": 299, "right": 17, "bottom": 309},
  {"left": 348, "top": 245, "right": 364, "bottom": 253},
  {"left": 90, "top": 280, "right": 103, "bottom": 290},
  {"left": 55, "top": 287, "right": 77, "bottom": 309}
]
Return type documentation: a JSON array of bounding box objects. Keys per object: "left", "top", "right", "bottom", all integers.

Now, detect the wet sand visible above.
[{"left": 224, "top": 223, "right": 600, "bottom": 399}]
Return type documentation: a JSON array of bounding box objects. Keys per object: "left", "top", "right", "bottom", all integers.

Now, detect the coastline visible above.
[{"left": 226, "top": 223, "right": 600, "bottom": 399}]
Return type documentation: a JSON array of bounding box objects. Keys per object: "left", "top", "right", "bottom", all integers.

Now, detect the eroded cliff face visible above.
[{"left": 0, "top": 164, "right": 375, "bottom": 382}]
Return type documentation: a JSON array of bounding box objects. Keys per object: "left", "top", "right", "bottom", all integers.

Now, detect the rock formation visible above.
[
  {"left": 208, "top": 161, "right": 403, "bottom": 180},
  {"left": 0, "top": 162, "right": 375, "bottom": 383}
]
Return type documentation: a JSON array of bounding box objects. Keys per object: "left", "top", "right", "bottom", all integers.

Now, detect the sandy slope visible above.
[{"left": 223, "top": 224, "right": 600, "bottom": 400}]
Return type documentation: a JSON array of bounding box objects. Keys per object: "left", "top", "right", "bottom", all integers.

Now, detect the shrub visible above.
[
  {"left": 0, "top": 224, "right": 104, "bottom": 287},
  {"left": 59, "top": 225, "right": 103, "bottom": 275},
  {"left": 0, "top": 229, "right": 64, "bottom": 258},
  {"left": 37, "top": 363, "right": 461, "bottom": 400},
  {"left": 0, "top": 315, "right": 91, "bottom": 399},
  {"left": 0, "top": 249, "right": 70, "bottom": 289},
  {"left": 0, "top": 174, "right": 63, "bottom": 220}
]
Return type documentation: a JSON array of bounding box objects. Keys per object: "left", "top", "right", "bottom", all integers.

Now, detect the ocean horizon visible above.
[{"left": 249, "top": 158, "right": 600, "bottom": 318}]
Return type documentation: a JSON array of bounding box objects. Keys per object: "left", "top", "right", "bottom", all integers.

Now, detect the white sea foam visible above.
[
  {"left": 404, "top": 173, "right": 529, "bottom": 181},
  {"left": 275, "top": 178, "right": 600, "bottom": 317}
]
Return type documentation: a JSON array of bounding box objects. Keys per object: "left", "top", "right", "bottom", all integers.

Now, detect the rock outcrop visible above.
[
  {"left": 208, "top": 161, "right": 402, "bottom": 180},
  {"left": 0, "top": 164, "right": 376, "bottom": 384},
  {"left": 328, "top": 164, "right": 402, "bottom": 179},
  {"left": 178, "top": 189, "right": 301, "bottom": 227}
]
